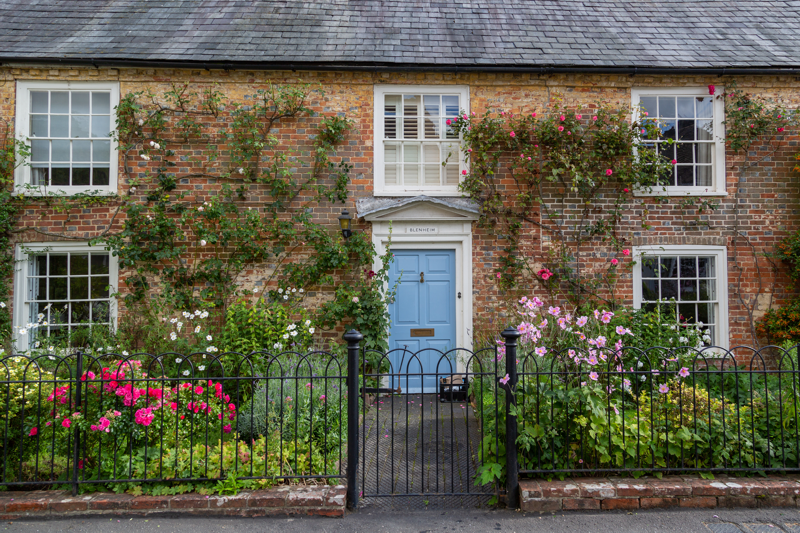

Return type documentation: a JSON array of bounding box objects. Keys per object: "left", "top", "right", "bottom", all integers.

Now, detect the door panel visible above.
[{"left": 388, "top": 249, "right": 456, "bottom": 392}]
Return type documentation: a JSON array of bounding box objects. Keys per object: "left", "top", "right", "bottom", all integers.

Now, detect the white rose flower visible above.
[
  {"left": 170, "top": 332, "right": 178, "bottom": 341},
  {"left": 238, "top": 168, "right": 244, "bottom": 174},
  {"left": 253, "top": 288, "right": 259, "bottom": 293},
  {"left": 292, "top": 288, "right": 296, "bottom": 293},
  {"left": 305, "top": 320, "right": 311, "bottom": 326},
  {"left": 175, "top": 357, "right": 182, "bottom": 363},
  {"left": 182, "top": 370, "right": 190, "bottom": 376},
  {"left": 273, "top": 343, "right": 283, "bottom": 350},
  {"left": 206, "top": 335, "right": 213, "bottom": 341},
  {"left": 19, "top": 329, "right": 27, "bottom": 335},
  {"left": 309, "top": 328, "right": 315, "bottom": 334},
  {"left": 290, "top": 330, "right": 298, "bottom": 337},
  {"left": 194, "top": 310, "right": 201, "bottom": 316},
  {"left": 198, "top": 365, "right": 206, "bottom": 371},
  {"left": 141, "top": 154, "right": 150, "bottom": 161},
  {"left": 194, "top": 326, "right": 201, "bottom": 333},
  {"left": 48, "top": 346, "right": 54, "bottom": 351},
  {"left": 170, "top": 318, "right": 178, "bottom": 324},
  {"left": 200, "top": 311, "right": 209, "bottom": 319},
  {"left": 299, "top": 289, "right": 304, "bottom": 293},
  {"left": 278, "top": 288, "right": 283, "bottom": 294},
  {"left": 138, "top": 119, "right": 144, "bottom": 126},
  {"left": 283, "top": 295, "right": 288, "bottom": 300},
  {"left": 283, "top": 334, "right": 289, "bottom": 340},
  {"left": 122, "top": 351, "right": 129, "bottom": 356},
  {"left": 200, "top": 239, "right": 207, "bottom": 246},
  {"left": 0, "top": 302, "right": 5, "bottom": 308}
]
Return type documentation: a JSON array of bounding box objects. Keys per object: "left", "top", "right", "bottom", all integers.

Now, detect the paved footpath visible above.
[{"left": 5, "top": 508, "right": 800, "bottom": 532}]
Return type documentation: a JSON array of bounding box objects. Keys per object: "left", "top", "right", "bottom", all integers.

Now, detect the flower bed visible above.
[
  {"left": 0, "top": 349, "right": 346, "bottom": 496},
  {"left": 473, "top": 296, "right": 800, "bottom": 487}
]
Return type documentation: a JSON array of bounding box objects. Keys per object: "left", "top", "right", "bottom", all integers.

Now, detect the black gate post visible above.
[
  {"left": 344, "top": 329, "right": 363, "bottom": 510},
  {"left": 71, "top": 350, "right": 84, "bottom": 496},
  {"left": 500, "top": 327, "right": 521, "bottom": 509}
]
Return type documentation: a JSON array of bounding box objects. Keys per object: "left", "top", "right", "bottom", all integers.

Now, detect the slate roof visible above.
[{"left": 0, "top": 1, "right": 799, "bottom": 70}]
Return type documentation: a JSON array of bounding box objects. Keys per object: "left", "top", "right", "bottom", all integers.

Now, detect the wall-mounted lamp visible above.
[{"left": 338, "top": 209, "right": 353, "bottom": 240}]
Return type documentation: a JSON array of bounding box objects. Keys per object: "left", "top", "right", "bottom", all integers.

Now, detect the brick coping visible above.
[
  {"left": 0, "top": 484, "right": 345, "bottom": 519},
  {"left": 520, "top": 475, "right": 800, "bottom": 512}
]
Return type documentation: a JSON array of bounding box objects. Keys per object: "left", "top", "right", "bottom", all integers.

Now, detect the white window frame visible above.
[
  {"left": 373, "top": 85, "right": 469, "bottom": 197},
  {"left": 13, "top": 242, "right": 119, "bottom": 351},
  {"left": 15, "top": 80, "right": 120, "bottom": 196},
  {"left": 632, "top": 245, "right": 729, "bottom": 349},
  {"left": 631, "top": 87, "right": 726, "bottom": 197}
]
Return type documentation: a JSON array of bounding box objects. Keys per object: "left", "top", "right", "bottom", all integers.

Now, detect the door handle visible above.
[{"left": 420, "top": 272, "right": 424, "bottom": 283}]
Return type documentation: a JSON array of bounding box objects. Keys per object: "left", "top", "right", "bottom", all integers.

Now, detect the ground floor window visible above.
[
  {"left": 632, "top": 245, "right": 728, "bottom": 348},
  {"left": 13, "top": 242, "right": 117, "bottom": 349}
]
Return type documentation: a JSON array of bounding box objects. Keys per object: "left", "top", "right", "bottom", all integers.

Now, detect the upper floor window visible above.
[
  {"left": 15, "top": 81, "right": 119, "bottom": 195},
  {"left": 374, "top": 85, "right": 468, "bottom": 196},
  {"left": 632, "top": 87, "right": 726, "bottom": 196}
]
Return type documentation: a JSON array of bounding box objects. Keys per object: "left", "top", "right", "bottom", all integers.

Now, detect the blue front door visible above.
[{"left": 388, "top": 249, "right": 457, "bottom": 393}]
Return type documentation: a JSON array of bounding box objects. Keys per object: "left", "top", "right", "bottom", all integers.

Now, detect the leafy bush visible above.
[{"left": 757, "top": 298, "right": 800, "bottom": 344}]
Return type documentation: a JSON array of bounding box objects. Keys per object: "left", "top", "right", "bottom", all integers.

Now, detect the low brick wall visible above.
[
  {"left": 520, "top": 476, "right": 800, "bottom": 512},
  {"left": 0, "top": 485, "right": 346, "bottom": 519}
]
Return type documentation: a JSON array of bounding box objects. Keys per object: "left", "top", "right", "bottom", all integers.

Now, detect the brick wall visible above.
[{"left": 3, "top": 66, "right": 799, "bottom": 347}]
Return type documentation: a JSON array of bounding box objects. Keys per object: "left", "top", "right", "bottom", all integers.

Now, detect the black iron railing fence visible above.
[
  {"left": 1, "top": 328, "right": 798, "bottom": 510},
  {"left": 501, "top": 328, "right": 800, "bottom": 507},
  {"left": 0, "top": 346, "right": 348, "bottom": 497}
]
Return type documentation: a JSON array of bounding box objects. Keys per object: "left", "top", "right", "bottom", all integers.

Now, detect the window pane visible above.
[
  {"left": 658, "top": 96, "right": 675, "bottom": 118},
  {"left": 659, "top": 257, "right": 677, "bottom": 277},
  {"left": 642, "top": 279, "right": 658, "bottom": 300},
  {"left": 52, "top": 140, "right": 70, "bottom": 161},
  {"left": 680, "top": 257, "right": 696, "bottom": 277},
  {"left": 404, "top": 144, "right": 419, "bottom": 163},
  {"left": 699, "top": 279, "right": 714, "bottom": 301},
  {"left": 71, "top": 92, "right": 90, "bottom": 114},
  {"left": 91, "top": 254, "right": 110, "bottom": 275},
  {"left": 93, "top": 140, "right": 110, "bottom": 162},
  {"left": 677, "top": 166, "right": 694, "bottom": 186},
  {"left": 423, "top": 95, "right": 439, "bottom": 116},
  {"left": 70, "top": 277, "right": 89, "bottom": 299},
  {"left": 676, "top": 143, "right": 693, "bottom": 163},
  {"left": 92, "top": 167, "right": 110, "bottom": 186},
  {"left": 678, "top": 303, "right": 696, "bottom": 323},
  {"left": 50, "top": 115, "right": 69, "bottom": 137},
  {"left": 677, "top": 97, "right": 694, "bottom": 118},
  {"left": 49, "top": 277, "right": 68, "bottom": 300},
  {"left": 73, "top": 140, "right": 91, "bottom": 161},
  {"left": 90, "top": 277, "right": 110, "bottom": 299},
  {"left": 50, "top": 255, "right": 68, "bottom": 276},
  {"left": 696, "top": 143, "right": 712, "bottom": 164},
  {"left": 72, "top": 167, "right": 90, "bottom": 186},
  {"left": 696, "top": 97, "right": 713, "bottom": 118},
  {"left": 678, "top": 120, "right": 695, "bottom": 141},
  {"left": 640, "top": 96, "right": 657, "bottom": 116},
  {"left": 91, "top": 115, "right": 110, "bottom": 138},
  {"left": 444, "top": 164, "right": 459, "bottom": 185},
  {"left": 91, "top": 301, "right": 110, "bottom": 322},
  {"left": 71, "top": 301, "right": 90, "bottom": 323},
  {"left": 31, "top": 166, "right": 49, "bottom": 186},
  {"left": 423, "top": 165, "right": 439, "bottom": 185},
  {"left": 31, "top": 140, "right": 49, "bottom": 161},
  {"left": 403, "top": 164, "right": 419, "bottom": 185},
  {"left": 92, "top": 92, "right": 110, "bottom": 114},
  {"left": 31, "top": 115, "right": 48, "bottom": 137},
  {"left": 680, "top": 280, "right": 697, "bottom": 300},
  {"left": 641, "top": 257, "right": 657, "bottom": 278},
  {"left": 403, "top": 95, "right": 421, "bottom": 116},
  {"left": 696, "top": 119, "right": 713, "bottom": 140},
  {"left": 698, "top": 256, "right": 715, "bottom": 277},
  {"left": 71, "top": 254, "right": 89, "bottom": 275},
  {"left": 403, "top": 117, "right": 419, "bottom": 139},
  {"left": 51, "top": 165, "right": 69, "bottom": 185},
  {"left": 442, "top": 95, "right": 459, "bottom": 118},
  {"left": 424, "top": 118, "right": 439, "bottom": 139},
  {"left": 696, "top": 166, "right": 712, "bottom": 187},
  {"left": 660, "top": 120, "right": 676, "bottom": 139},
  {"left": 51, "top": 92, "right": 69, "bottom": 113},
  {"left": 31, "top": 91, "right": 48, "bottom": 113},
  {"left": 660, "top": 279, "right": 678, "bottom": 300},
  {"left": 71, "top": 115, "right": 90, "bottom": 138}
]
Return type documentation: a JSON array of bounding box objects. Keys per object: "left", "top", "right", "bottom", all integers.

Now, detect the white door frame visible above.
[{"left": 364, "top": 199, "right": 478, "bottom": 356}]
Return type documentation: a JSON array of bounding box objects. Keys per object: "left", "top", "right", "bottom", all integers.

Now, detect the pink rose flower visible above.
[
  {"left": 510, "top": 131, "right": 515, "bottom": 138},
  {"left": 708, "top": 84, "right": 715, "bottom": 95},
  {"left": 223, "top": 424, "right": 232, "bottom": 434},
  {"left": 29, "top": 427, "right": 37, "bottom": 437},
  {"left": 611, "top": 258, "right": 619, "bottom": 266},
  {"left": 62, "top": 419, "right": 71, "bottom": 429},
  {"left": 605, "top": 169, "right": 613, "bottom": 176},
  {"left": 623, "top": 249, "right": 630, "bottom": 256},
  {"left": 558, "top": 126, "right": 564, "bottom": 132},
  {"left": 560, "top": 115, "right": 565, "bottom": 121}
]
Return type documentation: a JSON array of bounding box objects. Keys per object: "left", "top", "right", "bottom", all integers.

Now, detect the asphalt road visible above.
[{"left": 4, "top": 508, "right": 800, "bottom": 533}]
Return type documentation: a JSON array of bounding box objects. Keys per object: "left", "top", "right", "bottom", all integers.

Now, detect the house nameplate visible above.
[
  {"left": 410, "top": 328, "right": 435, "bottom": 337},
  {"left": 405, "top": 227, "right": 438, "bottom": 234}
]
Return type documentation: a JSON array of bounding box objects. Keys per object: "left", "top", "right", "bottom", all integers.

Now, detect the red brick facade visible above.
[{"left": 3, "top": 66, "right": 799, "bottom": 348}]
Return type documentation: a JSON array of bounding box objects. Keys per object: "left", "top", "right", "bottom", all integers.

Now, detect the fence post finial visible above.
[
  {"left": 500, "top": 326, "right": 521, "bottom": 509},
  {"left": 343, "top": 329, "right": 363, "bottom": 509}
]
